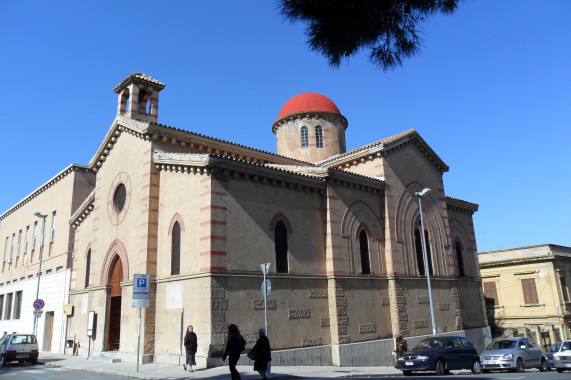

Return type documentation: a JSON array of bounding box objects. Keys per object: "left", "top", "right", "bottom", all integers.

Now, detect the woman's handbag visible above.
[{"left": 247, "top": 350, "right": 256, "bottom": 360}]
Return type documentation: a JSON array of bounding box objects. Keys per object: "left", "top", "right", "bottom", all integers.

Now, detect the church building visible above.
[{"left": 1, "top": 73, "right": 488, "bottom": 366}]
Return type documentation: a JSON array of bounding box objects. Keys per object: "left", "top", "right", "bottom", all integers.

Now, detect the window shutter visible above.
[{"left": 522, "top": 278, "right": 538, "bottom": 304}]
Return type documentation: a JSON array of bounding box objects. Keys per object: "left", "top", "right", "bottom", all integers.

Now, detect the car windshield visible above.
[
  {"left": 486, "top": 340, "right": 517, "bottom": 350},
  {"left": 10, "top": 335, "right": 37, "bottom": 344},
  {"left": 561, "top": 342, "right": 571, "bottom": 351},
  {"left": 548, "top": 343, "right": 562, "bottom": 352},
  {"left": 415, "top": 338, "right": 445, "bottom": 349}
]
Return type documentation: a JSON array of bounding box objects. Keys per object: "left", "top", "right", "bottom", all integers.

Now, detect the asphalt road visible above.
[
  {"left": 0, "top": 362, "right": 131, "bottom": 380},
  {"left": 1, "top": 362, "right": 569, "bottom": 380}
]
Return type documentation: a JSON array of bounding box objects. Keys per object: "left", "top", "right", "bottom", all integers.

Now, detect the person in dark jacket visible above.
[
  {"left": 183, "top": 325, "right": 197, "bottom": 372},
  {"left": 223, "top": 324, "right": 246, "bottom": 380},
  {"left": 249, "top": 328, "right": 271, "bottom": 379}
]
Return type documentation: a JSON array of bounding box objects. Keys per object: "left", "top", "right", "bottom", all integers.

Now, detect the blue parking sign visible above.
[{"left": 133, "top": 274, "right": 150, "bottom": 308}]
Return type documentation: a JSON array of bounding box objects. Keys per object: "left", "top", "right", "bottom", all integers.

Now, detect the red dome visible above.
[{"left": 277, "top": 92, "right": 340, "bottom": 120}]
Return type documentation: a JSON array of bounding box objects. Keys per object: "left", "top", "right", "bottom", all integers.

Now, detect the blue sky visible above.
[{"left": 1, "top": 1, "right": 569, "bottom": 252}]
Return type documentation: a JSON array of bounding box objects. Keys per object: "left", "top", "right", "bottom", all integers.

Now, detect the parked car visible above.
[
  {"left": 546, "top": 342, "right": 563, "bottom": 370},
  {"left": 480, "top": 337, "right": 547, "bottom": 373},
  {"left": 396, "top": 336, "right": 481, "bottom": 376},
  {"left": 552, "top": 340, "right": 571, "bottom": 373},
  {"left": 0, "top": 333, "right": 39, "bottom": 367}
]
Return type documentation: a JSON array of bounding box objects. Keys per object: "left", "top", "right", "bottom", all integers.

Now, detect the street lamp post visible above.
[
  {"left": 415, "top": 188, "right": 437, "bottom": 336},
  {"left": 33, "top": 212, "right": 47, "bottom": 335}
]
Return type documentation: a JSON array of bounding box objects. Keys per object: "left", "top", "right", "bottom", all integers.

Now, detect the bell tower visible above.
[{"left": 113, "top": 73, "right": 165, "bottom": 123}]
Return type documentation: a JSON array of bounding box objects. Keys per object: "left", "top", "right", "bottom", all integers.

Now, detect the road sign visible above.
[
  {"left": 33, "top": 310, "right": 43, "bottom": 317},
  {"left": 260, "top": 263, "right": 270, "bottom": 275},
  {"left": 33, "top": 299, "right": 45, "bottom": 310},
  {"left": 133, "top": 274, "right": 150, "bottom": 308},
  {"left": 261, "top": 279, "right": 272, "bottom": 297}
]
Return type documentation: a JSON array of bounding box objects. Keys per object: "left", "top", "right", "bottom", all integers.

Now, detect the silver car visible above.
[
  {"left": 0, "top": 333, "right": 39, "bottom": 367},
  {"left": 480, "top": 337, "right": 547, "bottom": 373},
  {"left": 552, "top": 340, "right": 571, "bottom": 372}
]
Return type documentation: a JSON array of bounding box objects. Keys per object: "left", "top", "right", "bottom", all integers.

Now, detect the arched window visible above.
[
  {"left": 414, "top": 227, "right": 433, "bottom": 276},
  {"left": 315, "top": 125, "right": 323, "bottom": 148},
  {"left": 414, "top": 229, "right": 425, "bottom": 276},
  {"left": 300, "top": 126, "right": 309, "bottom": 148},
  {"left": 275, "top": 221, "right": 288, "bottom": 273},
  {"left": 359, "top": 229, "right": 371, "bottom": 275},
  {"left": 85, "top": 249, "right": 91, "bottom": 288},
  {"left": 171, "top": 222, "right": 181, "bottom": 275},
  {"left": 455, "top": 241, "right": 465, "bottom": 277},
  {"left": 424, "top": 230, "right": 433, "bottom": 276}
]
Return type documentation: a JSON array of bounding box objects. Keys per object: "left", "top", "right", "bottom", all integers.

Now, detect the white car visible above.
[{"left": 553, "top": 340, "right": 571, "bottom": 373}]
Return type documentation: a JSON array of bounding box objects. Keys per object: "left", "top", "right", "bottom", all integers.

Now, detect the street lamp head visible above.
[
  {"left": 415, "top": 188, "right": 431, "bottom": 197},
  {"left": 34, "top": 212, "right": 47, "bottom": 219}
]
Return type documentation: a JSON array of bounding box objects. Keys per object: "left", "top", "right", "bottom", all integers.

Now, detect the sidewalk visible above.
[{"left": 39, "top": 353, "right": 405, "bottom": 379}]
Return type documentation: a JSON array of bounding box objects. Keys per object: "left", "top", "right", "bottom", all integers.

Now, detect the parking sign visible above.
[{"left": 133, "top": 274, "right": 150, "bottom": 308}]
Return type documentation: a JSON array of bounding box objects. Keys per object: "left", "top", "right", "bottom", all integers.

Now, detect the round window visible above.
[{"left": 113, "top": 184, "right": 127, "bottom": 213}]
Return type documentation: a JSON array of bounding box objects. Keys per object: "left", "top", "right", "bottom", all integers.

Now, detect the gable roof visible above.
[
  {"left": 318, "top": 129, "right": 449, "bottom": 174},
  {"left": 1, "top": 164, "right": 92, "bottom": 220}
]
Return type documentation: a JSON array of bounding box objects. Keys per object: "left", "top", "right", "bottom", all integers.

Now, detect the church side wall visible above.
[{"left": 341, "top": 143, "right": 487, "bottom": 336}]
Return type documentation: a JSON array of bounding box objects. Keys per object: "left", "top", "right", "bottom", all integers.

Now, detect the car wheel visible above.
[
  {"left": 472, "top": 359, "right": 482, "bottom": 374},
  {"left": 31, "top": 358, "right": 37, "bottom": 365},
  {"left": 435, "top": 359, "right": 447, "bottom": 376},
  {"left": 403, "top": 370, "right": 412, "bottom": 376},
  {"left": 0, "top": 354, "right": 6, "bottom": 367},
  {"left": 540, "top": 359, "right": 547, "bottom": 372},
  {"left": 557, "top": 368, "right": 563, "bottom": 373},
  {"left": 516, "top": 357, "right": 525, "bottom": 373}
]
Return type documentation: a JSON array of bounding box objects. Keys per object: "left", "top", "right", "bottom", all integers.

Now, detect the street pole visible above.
[
  {"left": 416, "top": 189, "right": 437, "bottom": 336},
  {"left": 260, "top": 263, "right": 270, "bottom": 339},
  {"left": 33, "top": 212, "right": 47, "bottom": 335},
  {"left": 137, "top": 307, "right": 141, "bottom": 372}
]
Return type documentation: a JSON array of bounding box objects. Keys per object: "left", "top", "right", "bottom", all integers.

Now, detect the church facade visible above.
[{"left": 1, "top": 73, "right": 488, "bottom": 365}]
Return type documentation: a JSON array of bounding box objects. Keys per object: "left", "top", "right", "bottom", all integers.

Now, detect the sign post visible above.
[
  {"left": 32, "top": 299, "right": 45, "bottom": 336},
  {"left": 87, "top": 311, "right": 96, "bottom": 358},
  {"left": 260, "top": 263, "right": 271, "bottom": 338},
  {"left": 133, "top": 274, "right": 150, "bottom": 372}
]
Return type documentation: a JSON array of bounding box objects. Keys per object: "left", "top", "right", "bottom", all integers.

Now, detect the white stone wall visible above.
[{"left": 0, "top": 268, "right": 70, "bottom": 354}]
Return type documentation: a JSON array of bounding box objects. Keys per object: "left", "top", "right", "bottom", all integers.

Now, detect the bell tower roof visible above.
[{"left": 113, "top": 72, "right": 165, "bottom": 94}]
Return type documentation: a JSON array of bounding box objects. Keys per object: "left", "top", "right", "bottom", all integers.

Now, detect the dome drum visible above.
[{"left": 273, "top": 93, "right": 348, "bottom": 163}]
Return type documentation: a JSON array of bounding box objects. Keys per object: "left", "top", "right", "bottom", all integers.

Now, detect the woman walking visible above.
[
  {"left": 249, "top": 328, "right": 271, "bottom": 380},
  {"left": 223, "top": 324, "right": 246, "bottom": 380},
  {"left": 183, "top": 325, "right": 197, "bottom": 372}
]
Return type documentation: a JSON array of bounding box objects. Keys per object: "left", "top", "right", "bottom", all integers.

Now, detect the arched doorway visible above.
[{"left": 107, "top": 256, "right": 123, "bottom": 351}]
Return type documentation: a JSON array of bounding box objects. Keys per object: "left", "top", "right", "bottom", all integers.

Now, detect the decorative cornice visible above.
[
  {"left": 446, "top": 196, "right": 479, "bottom": 214},
  {"left": 266, "top": 164, "right": 383, "bottom": 188},
  {"left": 271, "top": 111, "right": 348, "bottom": 133},
  {"left": 69, "top": 190, "right": 95, "bottom": 229},
  {"left": 154, "top": 152, "right": 385, "bottom": 195},
  {"left": 154, "top": 152, "right": 326, "bottom": 191},
  {"left": 0, "top": 164, "right": 93, "bottom": 220},
  {"left": 479, "top": 255, "right": 556, "bottom": 269}
]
